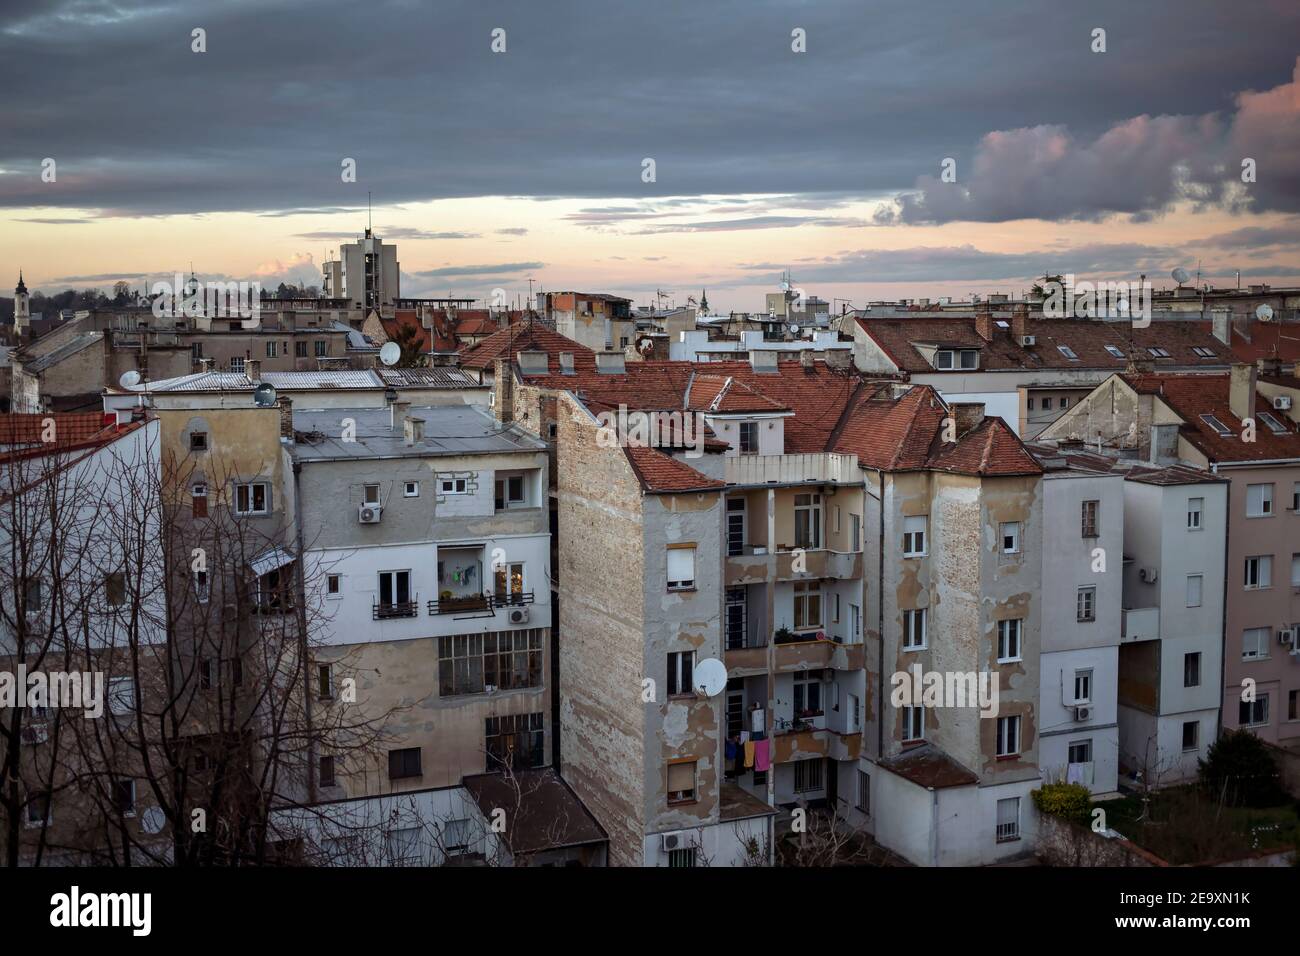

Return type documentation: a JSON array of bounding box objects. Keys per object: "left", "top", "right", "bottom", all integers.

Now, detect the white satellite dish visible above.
[
  {"left": 253, "top": 382, "right": 277, "bottom": 407},
  {"left": 1256, "top": 304, "right": 1274, "bottom": 323},
  {"left": 379, "top": 341, "right": 401, "bottom": 366},
  {"left": 693, "top": 658, "right": 727, "bottom": 697},
  {"left": 140, "top": 806, "right": 167, "bottom": 835},
  {"left": 787, "top": 323, "right": 800, "bottom": 335},
  {"left": 119, "top": 369, "right": 141, "bottom": 389},
  {"left": 1171, "top": 267, "right": 1191, "bottom": 285}
]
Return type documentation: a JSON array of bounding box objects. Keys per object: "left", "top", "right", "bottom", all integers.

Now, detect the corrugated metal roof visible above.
[
  {"left": 262, "top": 370, "right": 381, "bottom": 389},
  {"left": 288, "top": 404, "right": 546, "bottom": 461},
  {"left": 374, "top": 366, "right": 481, "bottom": 388},
  {"left": 131, "top": 371, "right": 253, "bottom": 392},
  {"left": 24, "top": 331, "right": 103, "bottom": 373}
]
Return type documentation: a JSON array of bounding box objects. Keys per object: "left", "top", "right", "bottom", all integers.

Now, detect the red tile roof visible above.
[
  {"left": 857, "top": 315, "right": 1234, "bottom": 373},
  {"left": 1122, "top": 372, "right": 1300, "bottom": 463},
  {"left": 0, "top": 412, "right": 114, "bottom": 446},
  {"left": 624, "top": 445, "right": 726, "bottom": 492},
  {"left": 1191, "top": 320, "right": 1300, "bottom": 364},
  {"left": 459, "top": 322, "right": 595, "bottom": 371}
]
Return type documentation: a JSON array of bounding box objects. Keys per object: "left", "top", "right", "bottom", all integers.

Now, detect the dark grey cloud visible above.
[
  {"left": 495, "top": 227, "right": 529, "bottom": 236},
  {"left": 295, "top": 228, "right": 479, "bottom": 240},
  {"left": 1, "top": 0, "right": 1296, "bottom": 220},
  {"left": 408, "top": 262, "right": 544, "bottom": 279},
  {"left": 632, "top": 215, "right": 868, "bottom": 234},
  {"left": 1202, "top": 222, "right": 1300, "bottom": 249},
  {"left": 17, "top": 216, "right": 93, "bottom": 224}
]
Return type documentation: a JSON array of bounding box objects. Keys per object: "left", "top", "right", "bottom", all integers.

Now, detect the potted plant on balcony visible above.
[{"left": 774, "top": 626, "right": 795, "bottom": 645}]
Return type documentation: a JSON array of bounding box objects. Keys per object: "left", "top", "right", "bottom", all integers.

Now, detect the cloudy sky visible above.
[{"left": 2, "top": 0, "right": 1298, "bottom": 311}]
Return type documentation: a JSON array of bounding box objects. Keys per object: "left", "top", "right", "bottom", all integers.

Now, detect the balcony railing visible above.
[
  {"left": 426, "top": 591, "right": 535, "bottom": 616},
  {"left": 1122, "top": 606, "right": 1159, "bottom": 642},
  {"left": 372, "top": 596, "right": 419, "bottom": 621}
]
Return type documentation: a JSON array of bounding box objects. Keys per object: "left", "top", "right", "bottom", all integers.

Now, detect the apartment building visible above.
[
  {"left": 321, "top": 229, "right": 400, "bottom": 313},
  {"left": 537, "top": 291, "right": 634, "bottom": 351},
  {"left": 1028, "top": 446, "right": 1124, "bottom": 796},
  {"left": 842, "top": 306, "right": 1233, "bottom": 438}
]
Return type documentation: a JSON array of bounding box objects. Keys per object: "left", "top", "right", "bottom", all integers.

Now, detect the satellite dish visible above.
[
  {"left": 1256, "top": 304, "right": 1274, "bottom": 323},
  {"left": 118, "top": 370, "right": 141, "bottom": 389},
  {"left": 140, "top": 806, "right": 167, "bottom": 835},
  {"left": 1171, "top": 267, "right": 1191, "bottom": 285},
  {"left": 253, "top": 382, "right": 277, "bottom": 407},
  {"left": 787, "top": 323, "right": 800, "bottom": 335},
  {"left": 379, "top": 341, "right": 401, "bottom": 366},
  {"left": 637, "top": 337, "right": 655, "bottom": 355},
  {"left": 693, "top": 658, "right": 727, "bottom": 697}
]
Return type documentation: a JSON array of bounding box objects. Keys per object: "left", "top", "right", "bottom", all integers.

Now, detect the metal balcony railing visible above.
[
  {"left": 426, "top": 591, "right": 535, "bottom": 616},
  {"left": 372, "top": 596, "right": 419, "bottom": 620}
]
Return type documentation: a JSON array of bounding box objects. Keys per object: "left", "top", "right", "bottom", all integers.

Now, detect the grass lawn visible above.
[{"left": 1104, "top": 786, "right": 1300, "bottom": 865}]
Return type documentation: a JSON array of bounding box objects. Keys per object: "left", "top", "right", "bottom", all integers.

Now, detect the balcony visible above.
[
  {"left": 771, "top": 724, "right": 862, "bottom": 764},
  {"left": 373, "top": 597, "right": 419, "bottom": 621},
  {"left": 427, "top": 591, "right": 535, "bottom": 616},
  {"left": 773, "top": 635, "right": 864, "bottom": 672},
  {"left": 725, "top": 453, "right": 860, "bottom": 487},
  {"left": 1122, "top": 606, "right": 1159, "bottom": 642},
  {"left": 725, "top": 548, "right": 861, "bottom": 586}
]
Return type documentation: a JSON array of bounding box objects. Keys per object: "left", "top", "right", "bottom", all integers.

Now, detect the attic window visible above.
[
  {"left": 1257, "top": 411, "right": 1288, "bottom": 435},
  {"left": 1147, "top": 347, "right": 1171, "bottom": 358},
  {"left": 1200, "top": 414, "right": 1232, "bottom": 437},
  {"left": 1191, "top": 346, "right": 1216, "bottom": 358},
  {"left": 935, "top": 349, "right": 977, "bottom": 370},
  {"left": 1104, "top": 345, "right": 1124, "bottom": 359},
  {"left": 1057, "top": 345, "right": 1079, "bottom": 360},
  {"left": 995, "top": 320, "right": 1009, "bottom": 329}
]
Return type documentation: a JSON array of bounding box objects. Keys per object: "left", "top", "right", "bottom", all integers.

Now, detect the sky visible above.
[{"left": 1, "top": 0, "right": 1298, "bottom": 313}]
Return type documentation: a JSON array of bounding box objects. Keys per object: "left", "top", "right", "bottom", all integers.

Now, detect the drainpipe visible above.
[
  {"left": 1215, "top": 480, "right": 1229, "bottom": 745},
  {"left": 874, "top": 470, "right": 886, "bottom": 760},
  {"left": 292, "top": 459, "right": 317, "bottom": 804},
  {"left": 930, "top": 787, "right": 939, "bottom": 866}
]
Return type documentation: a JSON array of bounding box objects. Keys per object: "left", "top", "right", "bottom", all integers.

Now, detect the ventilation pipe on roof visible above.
[
  {"left": 595, "top": 351, "right": 625, "bottom": 374},
  {"left": 390, "top": 399, "right": 410, "bottom": 431}
]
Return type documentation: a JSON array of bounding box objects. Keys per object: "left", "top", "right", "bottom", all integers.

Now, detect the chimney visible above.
[
  {"left": 1229, "top": 362, "right": 1256, "bottom": 422},
  {"left": 1210, "top": 307, "right": 1231, "bottom": 346},
  {"left": 558, "top": 351, "right": 575, "bottom": 375},
  {"left": 975, "top": 310, "right": 995, "bottom": 342},
  {"left": 277, "top": 396, "right": 294, "bottom": 441},
  {"left": 390, "top": 399, "right": 411, "bottom": 431},
  {"left": 595, "top": 351, "right": 625, "bottom": 374},
  {"left": 494, "top": 357, "right": 513, "bottom": 424},
  {"left": 951, "top": 402, "right": 985, "bottom": 437},
  {"left": 748, "top": 349, "right": 779, "bottom": 374},
  {"left": 245, "top": 359, "right": 261, "bottom": 381},
  {"left": 403, "top": 415, "right": 425, "bottom": 446},
  {"left": 825, "top": 349, "right": 852, "bottom": 370},
  {"left": 517, "top": 350, "right": 549, "bottom": 375},
  {"left": 799, "top": 349, "right": 815, "bottom": 369},
  {"left": 197, "top": 357, "right": 215, "bottom": 373},
  {"left": 1148, "top": 423, "right": 1179, "bottom": 465},
  {"left": 1011, "top": 303, "right": 1029, "bottom": 341}
]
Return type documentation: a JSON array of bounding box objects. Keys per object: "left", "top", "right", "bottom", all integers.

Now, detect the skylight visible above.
[
  {"left": 1057, "top": 345, "right": 1079, "bottom": 360},
  {"left": 1148, "top": 347, "right": 1171, "bottom": 358},
  {"left": 1104, "top": 345, "right": 1124, "bottom": 358},
  {"left": 1200, "top": 414, "right": 1232, "bottom": 437},
  {"left": 1258, "top": 411, "right": 1289, "bottom": 435}
]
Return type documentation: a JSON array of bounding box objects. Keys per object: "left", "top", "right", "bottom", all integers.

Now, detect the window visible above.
[
  {"left": 191, "top": 482, "right": 208, "bottom": 518},
  {"left": 546, "top": 423, "right": 557, "bottom": 440},
  {"left": 667, "top": 760, "right": 697, "bottom": 803},
  {"left": 403, "top": 481, "right": 419, "bottom": 498},
  {"left": 386, "top": 827, "right": 421, "bottom": 866},
  {"left": 193, "top": 570, "right": 209, "bottom": 604},
  {"left": 1290, "top": 690, "right": 1298, "bottom": 722},
  {"left": 1186, "top": 574, "right": 1203, "bottom": 608},
  {"left": 388, "top": 747, "right": 422, "bottom": 780},
  {"left": 26, "top": 791, "right": 51, "bottom": 827},
  {"left": 667, "top": 651, "right": 695, "bottom": 696},
  {"left": 234, "top": 482, "right": 269, "bottom": 515},
  {"left": 1191, "top": 346, "right": 1216, "bottom": 358},
  {"left": 794, "top": 581, "right": 823, "bottom": 630},
  {"left": 1239, "top": 696, "right": 1269, "bottom": 728},
  {"left": 266, "top": 341, "right": 277, "bottom": 358},
  {"left": 1080, "top": 499, "right": 1099, "bottom": 537},
  {"left": 1187, "top": 497, "right": 1203, "bottom": 530},
  {"left": 856, "top": 770, "right": 870, "bottom": 815},
  {"left": 492, "top": 474, "right": 525, "bottom": 507},
  {"left": 108, "top": 677, "right": 135, "bottom": 717},
  {"left": 1068, "top": 739, "right": 1092, "bottom": 766},
  {"left": 902, "top": 515, "right": 927, "bottom": 557},
  {"left": 794, "top": 493, "right": 822, "bottom": 549},
  {"left": 793, "top": 671, "right": 823, "bottom": 716},
  {"left": 1104, "top": 345, "right": 1124, "bottom": 358},
  {"left": 667, "top": 547, "right": 696, "bottom": 591},
  {"left": 317, "top": 663, "right": 333, "bottom": 700},
  {"left": 1184, "top": 652, "right": 1201, "bottom": 688},
  {"left": 996, "top": 715, "right": 1020, "bottom": 757},
  {"left": 1027, "top": 397, "right": 1035, "bottom": 411},
  {"left": 488, "top": 712, "right": 548, "bottom": 775},
  {"left": 377, "top": 570, "right": 412, "bottom": 616},
  {"left": 1000, "top": 521, "right": 1020, "bottom": 554},
  {"left": 997, "top": 619, "right": 1022, "bottom": 662},
  {"left": 1246, "top": 483, "right": 1274, "bottom": 517},
  {"left": 314, "top": 340, "right": 327, "bottom": 357},
  {"left": 113, "top": 779, "right": 136, "bottom": 817},
  {"left": 199, "top": 659, "right": 213, "bottom": 690},
  {"left": 1060, "top": 397, "right": 1070, "bottom": 409},
  {"left": 1242, "top": 627, "right": 1270, "bottom": 661},
  {"left": 24, "top": 579, "right": 43, "bottom": 611},
  {"left": 1042, "top": 397, "right": 1053, "bottom": 411},
  {"left": 438, "top": 631, "right": 543, "bottom": 696},
  {"left": 901, "top": 705, "right": 924, "bottom": 742},
  {"left": 493, "top": 562, "right": 526, "bottom": 602},
  {"left": 1148, "top": 346, "right": 1171, "bottom": 358},
  {"left": 439, "top": 476, "right": 468, "bottom": 495},
  {"left": 726, "top": 498, "right": 746, "bottom": 557},
  {"left": 295, "top": 341, "right": 307, "bottom": 358},
  {"left": 996, "top": 797, "right": 1020, "bottom": 842},
  {"left": 1200, "top": 414, "right": 1231, "bottom": 436},
  {"left": 1182, "top": 721, "right": 1199, "bottom": 751},
  {"left": 1293, "top": 553, "right": 1300, "bottom": 587},
  {"left": 1073, "top": 670, "right": 1092, "bottom": 704},
  {"left": 1244, "top": 555, "right": 1272, "bottom": 589},
  {"left": 319, "top": 755, "right": 336, "bottom": 788},
  {"left": 1057, "top": 344, "right": 1079, "bottom": 360},
  {"left": 189, "top": 431, "right": 208, "bottom": 452},
  {"left": 936, "top": 349, "right": 954, "bottom": 369},
  {"left": 738, "top": 421, "right": 758, "bottom": 455},
  {"left": 1293, "top": 482, "right": 1300, "bottom": 512},
  {"left": 105, "top": 572, "right": 126, "bottom": 606},
  {"left": 1258, "top": 411, "right": 1288, "bottom": 434},
  {"left": 1076, "top": 586, "right": 1096, "bottom": 623},
  {"left": 793, "top": 759, "right": 824, "bottom": 793},
  {"left": 959, "top": 350, "right": 977, "bottom": 369},
  {"left": 326, "top": 573, "right": 341, "bottom": 597},
  {"left": 229, "top": 356, "right": 245, "bottom": 373},
  {"left": 363, "top": 483, "right": 381, "bottom": 505},
  {"left": 901, "top": 608, "right": 927, "bottom": 650},
  {"left": 667, "top": 847, "right": 697, "bottom": 868}
]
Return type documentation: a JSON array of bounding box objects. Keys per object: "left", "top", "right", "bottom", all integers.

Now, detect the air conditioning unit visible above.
[
  {"left": 357, "top": 504, "right": 382, "bottom": 524},
  {"left": 1273, "top": 395, "right": 1293, "bottom": 411},
  {"left": 1138, "top": 567, "right": 1158, "bottom": 584},
  {"left": 1020, "top": 335, "right": 1036, "bottom": 347},
  {"left": 1073, "top": 705, "right": 1092, "bottom": 721},
  {"left": 507, "top": 607, "right": 530, "bottom": 625},
  {"left": 661, "top": 831, "right": 684, "bottom": 852},
  {"left": 21, "top": 723, "right": 48, "bottom": 745},
  {"left": 1277, "top": 628, "right": 1296, "bottom": 647}
]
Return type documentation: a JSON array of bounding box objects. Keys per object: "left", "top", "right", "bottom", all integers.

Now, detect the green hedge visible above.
[{"left": 1031, "top": 782, "right": 1092, "bottom": 823}]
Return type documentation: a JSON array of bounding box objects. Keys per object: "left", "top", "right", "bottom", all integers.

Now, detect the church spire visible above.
[
  {"left": 15, "top": 270, "right": 27, "bottom": 295},
  {"left": 699, "top": 288, "right": 709, "bottom": 312}
]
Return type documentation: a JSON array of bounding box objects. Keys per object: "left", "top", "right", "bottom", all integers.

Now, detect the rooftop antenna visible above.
[{"left": 368, "top": 191, "right": 372, "bottom": 232}]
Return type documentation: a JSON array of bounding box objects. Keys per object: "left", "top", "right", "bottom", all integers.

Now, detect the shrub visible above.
[
  {"left": 1031, "top": 782, "right": 1092, "bottom": 823},
  {"left": 1198, "top": 729, "right": 1286, "bottom": 808}
]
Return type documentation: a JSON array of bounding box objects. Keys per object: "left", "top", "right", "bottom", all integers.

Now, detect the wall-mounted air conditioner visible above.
[
  {"left": 1020, "top": 335, "right": 1036, "bottom": 347},
  {"left": 661, "top": 831, "right": 683, "bottom": 852},
  {"left": 1273, "top": 396, "right": 1292, "bottom": 411},
  {"left": 1277, "top": 628, "right": 1296, "bottom": 647},
  {"left": 1073, "top": 705, "right": 1092, "bottom": 721},
  {"left": 358, "top": 504, "right": 382, "bottom": 524},
  {"left": 1139, "top": 567, "right": 1158, "bottom": 584},
  {"left": 508, "top": 607, "right": 530, "bottom": 625}
]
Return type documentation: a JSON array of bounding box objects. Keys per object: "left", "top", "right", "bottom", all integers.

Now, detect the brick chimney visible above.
[
  {"left": 975, "top": 310, "right": 995, "bottom": 342},
  {"left": 1011, "top": 303, "right": 1029, "bottom": 342},
  {"left": 277, "top": 396, "right": 294, "bottom": 441},
  {"left": 1229, "top": 362, "right": 1256, "bottom": 422},
  {"left": 403, "top": 415, "right": 425, "bottom": 446},
  {"left": 494, "top": 357, "right": 513, "bottom": 424},
  {"left": 951, "top": 402, "right": 985, "bottom": 438},
  {"left": 245, "top": 358, "right": 261, "bottom": 381}
]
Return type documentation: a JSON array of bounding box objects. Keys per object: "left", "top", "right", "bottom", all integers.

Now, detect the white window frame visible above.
[
  {"left": 1242, "top": 626, "right": 1270, "bottom": 661},
  {"left": 996, "top": 715, "right": 1020, "bottom": 757},
  {"left": 1244, "top": 555, "right": 1272, "bottom": 590},
  {"left": 1185, "top": 573, "right": 1203, "bottom": 608},
  {"left": 439, "top": 476, "right": 469, "bottom": 495},
  {"left": 403, "top": 481, "right": 419, "bottom": 498},
  {"left": 667, "top": 651, "right": 695, "bottom": 696},
  {"left": 1073, "top": 669, "right": 1093, "bottom": 704},
  {"left": 1187, "top": 497, "right": 1203, "bottom": 530},
  {"left": 995, "top": 797, "right": 1020, "bottom": 842},
  {"left": 902, "top": 705, "right": 924, "bottom": 742},
  {"left": 902, "top": 608, "right": 927, "bottom": 650},
  {"left": 902, "top": 515, "right": 927, "bottom": 557},
  {"left": 666, "top": 547, "right": 696, "bottom": 591},
  {"left": 1076, "top": 586, "right": 1096, "bottom": 623},
  {"left": 1000, "top": 521, "right": 1021, "bottom": 555},
  {"left": 793, "top": 758, "right": 824, "bottom": 794},
  {"left": 997, "top": 619, "right": 1022, "bottom": 663},
  {"left": 1246, "top": 483, "right": 1274, "bottom": 518},
  {"left": 233, "top": 482, "right": 270, "bottom": 516}
]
